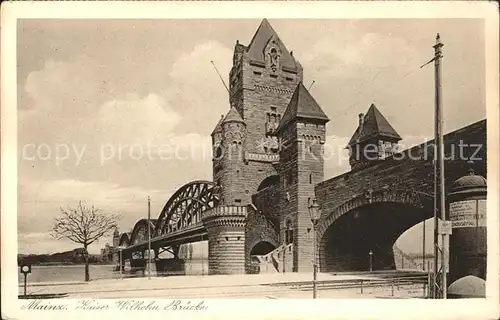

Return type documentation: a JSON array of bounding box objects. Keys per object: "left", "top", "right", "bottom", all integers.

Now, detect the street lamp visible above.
[
  {"left": 369, "top": 250, "right": 373, "bottom": 272},
  {"left": 118, "top": 246, "right": 125, "bottom": 279},
  {"left": 308, "top": 198, "right": 321, "bottom": 299}
]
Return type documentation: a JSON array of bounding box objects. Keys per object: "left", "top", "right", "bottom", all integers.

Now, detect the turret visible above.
[
  {"left": 346, "top": 104, "right": 401, "bottom": 171},
  {"left": 277, "top": 82, "right": 329, "bottom": 272},
  {"left": 213, "top": 107, "right": 247, "bottom": 205}
]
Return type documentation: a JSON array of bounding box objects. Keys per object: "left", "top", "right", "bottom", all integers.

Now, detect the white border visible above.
[{"left": 1, "top": 1, "right": 499, "bottom": 320}]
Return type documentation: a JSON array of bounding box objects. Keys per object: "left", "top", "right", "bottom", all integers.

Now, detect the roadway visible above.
[{"left": 17, "top": 270, "right": 428, "bottom": 299}]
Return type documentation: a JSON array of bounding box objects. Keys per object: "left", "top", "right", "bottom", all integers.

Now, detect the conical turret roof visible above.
[
  {"left": 347, "top": 104, "right": 401, "bottom": 147},
  {"left": 278, "top": 82, "right": 329, "bottom": 130},
  {"left": 211, "top": 114, "right": 225, "bottom": 136},
  {"left": 222, "top": 106, "right": 244, "bottom": 124},
  {"left": 246, "top": 19, "right": 298, "bottom": 71}
]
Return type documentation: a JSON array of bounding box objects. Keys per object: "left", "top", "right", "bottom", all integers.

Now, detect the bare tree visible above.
[{"left": 51, "top": 201, "right": 120, "bottom": 281}]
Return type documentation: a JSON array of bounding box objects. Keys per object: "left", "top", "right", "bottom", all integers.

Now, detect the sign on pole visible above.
[
  {"left": 438, "top": 219, "right": 452, "bottom": 235},
  {"left": 20, "top": 264, "right": 31, "bottom": 296}
]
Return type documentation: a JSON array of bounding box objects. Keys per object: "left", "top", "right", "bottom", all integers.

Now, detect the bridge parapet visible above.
[{"left": 202, "top": 205, "right": 248, "bottom": 221}]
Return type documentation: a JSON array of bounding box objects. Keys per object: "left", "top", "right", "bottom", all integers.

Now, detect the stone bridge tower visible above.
[
  {"left": 206, "top": 19, "right": 309, "bottom": 274},
  {"left": 211, "top": 18, "right": 303, "bottom": 204},
  {"left": 277, "top": 82, "right": 330, "bottom": 272}
]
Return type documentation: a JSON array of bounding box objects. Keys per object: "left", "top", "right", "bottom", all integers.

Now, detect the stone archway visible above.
[
  {"left": 248, "top": 241, "right": 277, "bottom": 274},
  {"left": 316, "top": 190, "right": 433, "bottom": 272},
  {"left": 250, "top": 241, "right": 276, "bottom": 256}
]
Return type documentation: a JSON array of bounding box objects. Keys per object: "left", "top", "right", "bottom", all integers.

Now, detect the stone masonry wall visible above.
[
  {"left": 242, "top": 161, "right": 278, "bottom": 206},
  {"left": 202, "top": 206, "right": 247, "bottom": 275},
  {"left": 245, "top": 207, "right": 279, "bottom": 273},
  {"left": 251, "top": 181, "right": 281, "bottom": 225},
  {"left": 315, "top": 120, "right": 487, "bottom": 269},
  {"left": 279, "top": 120, "right": 326, "bottom": 272},
  {"left": 225, "top": 37, "right": 303, "bottom": 208},
  {"left": 219, "top": 122, "right": 247, "bottom": 205}
]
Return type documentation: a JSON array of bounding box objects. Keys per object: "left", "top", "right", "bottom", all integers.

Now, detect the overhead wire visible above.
[{"left": 327, "top": 61, "right": 429, "bottom": 123}]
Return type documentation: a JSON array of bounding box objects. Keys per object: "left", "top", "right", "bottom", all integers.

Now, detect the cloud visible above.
[
  {"left": 301, "top": 32, "right": 416, "bottom": 74},
  {"left": 166, "top": 41, "right": 233, "bottom": 135},
  {"left": 22, "top": 55, "right": 106, "bottom": 116},
  {"left": 97, "top": 93, "right": 183, "bottom": 145}
]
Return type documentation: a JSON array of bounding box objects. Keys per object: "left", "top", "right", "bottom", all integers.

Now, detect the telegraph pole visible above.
[
  {"left": 431, "top": 33, "right": 447, "bottom": 299},
  {"left": 436, "top": 33, "right": 448, "bottom": 300},
  {"left": 423, "top": 218, "right": 426, "bottom": 271},
  {"left": 147, "top": 196, "right": 152, "bottom": 280}
]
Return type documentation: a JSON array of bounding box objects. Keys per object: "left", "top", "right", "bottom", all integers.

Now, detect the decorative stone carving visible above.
[{"left": 265, "top": 37, "right": 282, "bottom": 74}]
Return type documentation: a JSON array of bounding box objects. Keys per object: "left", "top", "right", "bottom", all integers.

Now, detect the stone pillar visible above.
[{"left": 202, "top": 206, "right": 247, "bottom": 275}]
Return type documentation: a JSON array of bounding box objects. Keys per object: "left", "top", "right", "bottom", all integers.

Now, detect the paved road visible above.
[{"left": 17, "top": 271, "right": 427, "bottom": 299}]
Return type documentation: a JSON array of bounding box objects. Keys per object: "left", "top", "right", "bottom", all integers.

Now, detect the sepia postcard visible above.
[{"left": 1, "top": 1, "right": 499, "bottom": 319}]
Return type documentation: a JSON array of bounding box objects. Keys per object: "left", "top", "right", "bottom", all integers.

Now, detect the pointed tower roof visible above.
[
  {"left": 278, "top": 82, "right": 329, "bottom": 130},
  {"left": 246, "top": 19, "right": 297, "bottom": 71},
  {"left": 211, "top": 114, "right": 225, "bottom": 136},
  {"left": 347, "top": 104, "right": 402, "bottom": 146},
  {"left": 222, "top": 106, "right": 244, "bottom": 124}
]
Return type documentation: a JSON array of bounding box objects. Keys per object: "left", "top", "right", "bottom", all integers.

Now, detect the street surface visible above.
[{"left": 17, "top": 272, "right": 428, "bottom": 299}]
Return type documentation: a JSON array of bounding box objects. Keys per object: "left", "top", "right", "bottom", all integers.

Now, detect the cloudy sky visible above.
[{"left": 17, "top": 18, "right": 485, "bottom": 254}]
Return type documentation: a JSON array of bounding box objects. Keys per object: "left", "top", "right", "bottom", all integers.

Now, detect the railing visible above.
[
  {"left": 393, "top": 245, "right": 422, "bottom": 270},
  {"left": 268, "top": 274, "right": 429, "bottom": 297},
  {"left": 252, "top": 243, "right": 292, "bottom": 273}
]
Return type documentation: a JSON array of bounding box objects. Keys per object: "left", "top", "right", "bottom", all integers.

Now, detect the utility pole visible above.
[
  {"left": 423, "top": 218, "right": 426, "bottom": 271},
  {"left": 147, "top": 196, "right": 152, "bottom": 280},
  {"left": 430, "top": 33, "right": 447, "bottom": 299},
  {"left": 201, "top": 234, "right": 205, "bottom": 275}
]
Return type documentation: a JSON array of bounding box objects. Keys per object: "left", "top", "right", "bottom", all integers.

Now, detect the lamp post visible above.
[
  {"left": 119, "top": 247, "right": 123, "bottom": 279},
  {"left": 369, "top": 250, "right": 373, "bottom": 272},
  {"left": 308, "top": 198, "right": 321, "bottom": 299},
  {"left": 147, "top": 196, "right": 152, "bottom": 280}
]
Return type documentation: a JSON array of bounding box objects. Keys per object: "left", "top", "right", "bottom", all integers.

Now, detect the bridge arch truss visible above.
[{"left": 154, "top": 180, "right": 221, "bottom": 237}]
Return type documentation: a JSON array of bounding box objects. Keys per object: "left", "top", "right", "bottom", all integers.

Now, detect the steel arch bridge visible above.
[{"left": 120, "top": 180, "right": 221, "bottom": 258}]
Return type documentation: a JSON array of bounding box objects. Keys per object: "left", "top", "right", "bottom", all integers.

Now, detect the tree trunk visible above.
[{"left": 84, "top": 244, "right": 90, "bottom": 282}]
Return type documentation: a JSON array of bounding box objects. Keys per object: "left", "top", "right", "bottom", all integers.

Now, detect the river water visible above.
[{"left": 18, "top": 260, "right": 209, "bottom": 283}]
